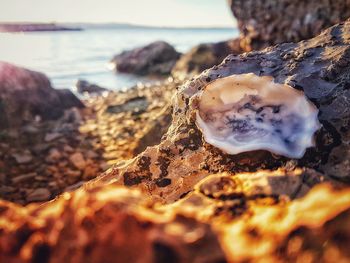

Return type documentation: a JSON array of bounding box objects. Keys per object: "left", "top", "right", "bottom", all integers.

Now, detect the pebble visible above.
[
  {"left": 46, "top": 148, "right": 62, "bottom": 162},
  {"left": 44, "top": 132, "right": 62, "bottom": 142},
  {"left": 66, "top": 170, "right": 81, "bottom": 178},
  {"left": 12, "top": 152, "right": 33, "bottom": 164},
  {"left": 26, "top": 188, "right": 51, "bottom": 202},
  {"left": 0, "top": 185, "right": 16, "bottom": 194},
  {"left": 69, "top": 152, "right": 86, "bottom": 170},
  {"left": 11, "top": 172, "right": 37, "bottom": 184}
]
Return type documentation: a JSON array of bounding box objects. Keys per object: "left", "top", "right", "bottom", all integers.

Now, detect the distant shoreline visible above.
[
  {"left": 0, "top": 23, "right": 83, "bottom": 32},
  {"left": 0, "top": 22, "right": 234, "bottom": 32}
]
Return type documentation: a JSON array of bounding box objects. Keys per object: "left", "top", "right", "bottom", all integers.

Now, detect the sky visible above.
[{"left": 0, "top": 0, "right": 236, "bottom": 27}]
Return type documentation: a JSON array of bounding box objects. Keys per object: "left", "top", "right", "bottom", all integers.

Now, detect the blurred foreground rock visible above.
[
  {"left": 0, "top": 171, "right": 349, "bottom": 262},
  {"left": 0, "top": 62, "right": 84, "bottom": 129},
  {"left": 111, "top": 41, "right": 181, "bottom": 75},
  {"left": 229, "top": 0, "right": 350, "bottom": 51}
]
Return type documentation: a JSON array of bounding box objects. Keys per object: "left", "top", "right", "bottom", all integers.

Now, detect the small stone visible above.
[
  {"left": 83, "top": 164, "right": 99, "bottom": 180},
  {"left": 44, "top": 132, "right": 62, "bottom": 142},
  {"left": 0, "top": 173, "right": 6, "bottom": 183},
  {"left": 11, "top": 172, "right": 37, "bottom": 184},
  {"left": 12, "top": 152, "right": 33, "bottom": 164},
  {"left": 26, "top": 188, "right": 51, "bottom": 202},
  {"left": 85, "top": 150, "right": 98, "bottom": 159},
  {"left": 66, "top": 170, "right": 81, "bottom": 178},
  {"left": 35, "top": 176, "right": 47, "bottom": 182},
  {"left": 63, "top": 145, "right": 74, "bottom": 153},
  {"left": 46, "top": 148, "right": 62, "bottom": 163},
  {"left": 69, "top": 152, "right": 86, "bottom": 170},
  {"left": 22, "top": 124, "right": 39, "bottom": 134},
  {"left": 0, "top": 185, "right": 15, "bottom": 194}
]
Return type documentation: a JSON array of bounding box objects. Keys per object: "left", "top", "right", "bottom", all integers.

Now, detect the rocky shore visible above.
[
  {"left": 1, "top": 2, "right": 350, "bottom": 263},
  {"left": 0, "top": 66, "right": 177, "bottom": 204}
]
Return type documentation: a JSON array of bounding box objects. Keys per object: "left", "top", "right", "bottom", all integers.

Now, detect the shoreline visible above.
[{"left": 0, "top": 23, "right": 82, "bottom": 32}]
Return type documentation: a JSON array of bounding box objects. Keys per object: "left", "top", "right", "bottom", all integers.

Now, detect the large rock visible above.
[
  {"left": 229, "top": 0, "right": 350, "bottom": 51},
  {"left": 0, "top": 62, "right": 84, "bottom": 128},
  {"left": 172, "top": 39, "right": 241, "bottom": 79},
  {"left": 0, "top": 171, "right": 349, "bottom": 262},
  {"left": 111, "top": 41, "right": 181, "bottom": 75},
  {"left": 98, "top": 20, "right": 350, "bottom": 202}
]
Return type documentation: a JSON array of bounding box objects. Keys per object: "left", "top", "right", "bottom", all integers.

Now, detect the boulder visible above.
[
  {"left": 0, "top": 172, "right": 349, "bottom": 262},
  {"left": 172, "top": 39, "right": 241, "bottom": 79},
  {"left": 228, "top": 0, "right": 350, "bottom": 51},
  {"left": 98, "top": 20, "right": 350, "bottom": 202},
  {"left": 110, "top": 41, "right": 181, "bottom": 75},
  {"left": 0, "top": 62, "right": 84, "bottom": 128}
]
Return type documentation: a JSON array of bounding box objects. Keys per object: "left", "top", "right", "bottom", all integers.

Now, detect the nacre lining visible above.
[{"left": 196, "top": 73, "right": 320, "bottom": 158}]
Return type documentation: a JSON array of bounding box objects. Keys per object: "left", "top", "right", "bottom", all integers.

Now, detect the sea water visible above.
[{"left": 0, "top": 26, "right": 238, "bottom": 90}]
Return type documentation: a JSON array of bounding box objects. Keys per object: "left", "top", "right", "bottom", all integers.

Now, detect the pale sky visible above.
[{"left": 0, "top": 0, "right": 236, "bottom": 27}]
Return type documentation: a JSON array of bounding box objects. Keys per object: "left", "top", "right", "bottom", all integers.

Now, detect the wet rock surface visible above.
[
  {"left": 111, "top": 41, "right": 181, "bottom": 75},
  {"left": 228, "top": 0, "right": 350, "bottom": 51},
  {"left": 0, "top": 62, "right": 84, "bottom": 129}
]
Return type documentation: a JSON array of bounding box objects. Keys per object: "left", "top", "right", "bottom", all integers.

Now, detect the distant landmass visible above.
[
  {"left": 0, "top": 23, "right": 83, "bottom": 32},
  {"left": 0, "top": 22, "right": 234, "bottom": 33}
]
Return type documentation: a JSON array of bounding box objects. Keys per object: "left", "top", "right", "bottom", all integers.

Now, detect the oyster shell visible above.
[{"left": 196, "top": 73, "right": 320, "bottom": 158}]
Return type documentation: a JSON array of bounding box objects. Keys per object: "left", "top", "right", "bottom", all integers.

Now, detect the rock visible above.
[
  {"left": 0, "top": 62, "right": 84, "bottom": 128},
  {"left": 83, "top": 164, "right": 99, "bottom": 180},
  {"left": 0, "top": 178, "right": 349, "bottom": 262},
  {"left": 44, "top": 132, "right": 62, "bottom": 142},
  {"left": 172, "top": 39, "right": 242, "bottom": 78},
  {"left": 11, "top": 173, "right": 37, "bottom": 184},
  {"left": 56, "top": 89, "right": 85, "bottom": 109},
  {"left": 11, "top": 152, "right": 33, "bottom": 164},
  {"left": 75, "top": 79, "right": 107, "bottom": 95},
  {"left": 106, "top": 96, "right": 149, "bottom": 114},
  {"left": 69, "top": 152, "right": 86, "bottom": 170},
  {"left": 26, "top": 188, "right": 51, "bottom": 202},
  {"left": 228, "top": 0, "right": 350, "bottom": 51},
  {"left": 133, "top": 105, "right": 172, "bottom": 155},
  {"left": 111, "top": 41, "right": 181, "bottom": 75},
  {"left": 98, "top": 20, "right": 350, "bottom": 202},
  {"left": 46, "top": 148, "right": 62, "bottom": 162},
  {"left": 0, "top": 185, "right": 15, "bottom": 195}
]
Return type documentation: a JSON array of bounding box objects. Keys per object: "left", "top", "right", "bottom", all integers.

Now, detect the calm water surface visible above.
[{"left": 0, "top": 27, "right": 238, "bottom": 90}]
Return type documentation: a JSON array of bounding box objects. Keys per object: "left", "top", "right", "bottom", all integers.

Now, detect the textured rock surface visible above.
[
  {"left": 0, "top": 79, "right": 176, "bottom": 204},
  {"left": 0, "top": 172, "right": 349, "bottom": 262},
  {"left": 172, "top": 39, "right": 241, "bottom": 79},
  {"left": 97, "top": 20, "right": 350, "bottom": 202},
  {"left": 111, "top": 41, "right": 181, "bottom": 76},
  {"left": 0, "top": 62, "right": 84, "bottom": 128},
  {"left": 228, "top": 0, "right": 350, "bottom": 51}
]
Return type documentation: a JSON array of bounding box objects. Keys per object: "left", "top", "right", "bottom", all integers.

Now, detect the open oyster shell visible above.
[{"left": 196, "top": 73, "right": 320, "bottom": 158}]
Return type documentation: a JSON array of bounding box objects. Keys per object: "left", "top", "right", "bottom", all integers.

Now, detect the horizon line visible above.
[{"left": 0, "top": 21, "right": 235, "bottom": 29}]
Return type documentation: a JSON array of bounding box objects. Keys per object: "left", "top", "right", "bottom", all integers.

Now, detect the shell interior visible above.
[{"left": 196, "top": 73, "right": 320, "bottom": 158}]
